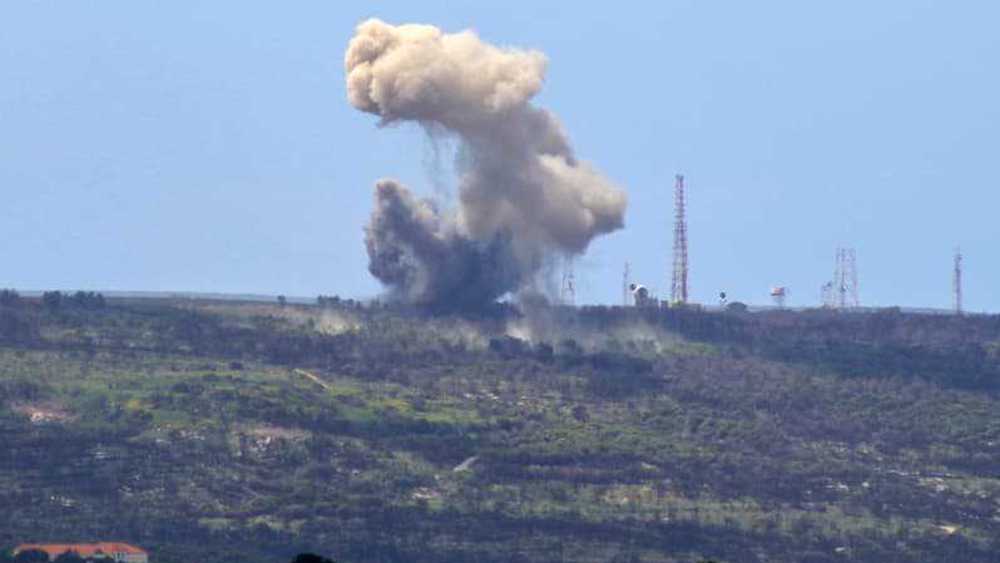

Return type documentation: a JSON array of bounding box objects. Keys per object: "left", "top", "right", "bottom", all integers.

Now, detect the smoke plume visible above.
[{"left": 346, "top": 19, "right": 627, "bottom": 309}]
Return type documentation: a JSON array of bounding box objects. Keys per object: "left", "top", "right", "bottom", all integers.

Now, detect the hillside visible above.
[{"left": 1, "top": 295, "right": 999, "bottom": 563}]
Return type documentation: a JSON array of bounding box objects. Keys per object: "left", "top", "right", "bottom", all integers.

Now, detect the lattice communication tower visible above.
[
  {"left": 833, "top": 248, "right": 859, "bottom": 309},
  {"left": 671, "top": 174, "right": 689, "bottom": 304},
  {"left": 953, "top": 249, "right": 963, "bottom": 315},
  {"left": 622, "top": 262, "right": 631, "bottom": 307}
]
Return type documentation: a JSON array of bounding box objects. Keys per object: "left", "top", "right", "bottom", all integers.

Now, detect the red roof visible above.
[{"left": 14, "top": 543, "right": 147, "bottom": 558}]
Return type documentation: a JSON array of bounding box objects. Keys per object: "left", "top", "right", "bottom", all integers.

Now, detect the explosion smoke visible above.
[{"left": 346, "top": 19, "right": 627, "bottom": 309}]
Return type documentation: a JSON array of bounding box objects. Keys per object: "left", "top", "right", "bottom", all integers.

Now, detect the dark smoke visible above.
[{"left": 365, "top": 179, "right": 526, "bottom": 309}]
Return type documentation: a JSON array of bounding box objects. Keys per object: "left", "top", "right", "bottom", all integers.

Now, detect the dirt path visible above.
[{"left": 293, "top": 368, "right": 331, "bottom": 391}]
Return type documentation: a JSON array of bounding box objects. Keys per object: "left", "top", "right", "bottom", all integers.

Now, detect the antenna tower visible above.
[
  {"left": 560, "top": 258, "right": 576, "bottom": 306},
  {"left": 833, "top": 248, "right": 859, "bottom": 309},
  {"left": 671, "top": 174, "right": 689, "bottom": 304},
  {"left": 622, "top": 262, "right": 631, "bottom": 306},
  {"left": 770, "top": 286, "right": 788, "bottom": 309},
  {"left": 953, "top": 248, "right": 963, "bottom": 315},
  {"left": 820, "top": 282, "right": 835, "bottom": 308},
  {"left": 850, "top": 249, "right": 859, "bottom": 307}
]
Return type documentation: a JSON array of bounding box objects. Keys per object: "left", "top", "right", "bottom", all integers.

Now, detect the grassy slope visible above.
[{"left": 0, "top": 300, "right": 998, "bottom": 563}]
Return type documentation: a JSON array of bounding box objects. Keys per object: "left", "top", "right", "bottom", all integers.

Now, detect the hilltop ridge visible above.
[{"left": 1, "top": 296, "right": 998, "bottom": 562}]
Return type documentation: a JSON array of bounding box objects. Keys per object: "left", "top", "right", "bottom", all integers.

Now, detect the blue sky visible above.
[{"left": 1, "top": 1, "right": 997, "bottom": 310}]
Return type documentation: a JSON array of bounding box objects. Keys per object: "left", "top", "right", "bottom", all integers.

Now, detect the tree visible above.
[
  {"left": 41, "top": 291, "right": 62, "bottom": 310},
  {"left": 52, "top": 552, "right": 85, "bottom": 563},
  {"left": 291, "top": 554, "right": 337, "bottom": 563},
  {"left": 316, "top": 295, "right": 341, "bottom": 308},
  {"left": 68, "top": 291, "right": 106, "bottom": 309},
  {"left": 278, "top": 295, "right": 287, "bottom": 307},
  {"left": 13, "top": 550, "right": 49, "bottom": 563},
  {"left": 0, "top": 289, "right": 20, "bottom": 307}
]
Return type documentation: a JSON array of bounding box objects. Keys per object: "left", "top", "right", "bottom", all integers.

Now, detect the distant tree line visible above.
[
  {"left": 0, "top": 289, "right": 106, "bottom": 310},
  {"left": 42, "top": 291, "right": 106, "bottom": 310},
  {"left": 316, "top": 295, "right": 367, "bottom": 309}
]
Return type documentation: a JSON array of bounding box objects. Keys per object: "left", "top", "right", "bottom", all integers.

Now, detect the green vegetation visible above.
[{"left": 1, "top": 296, "right": 998, "bottom": 562}]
